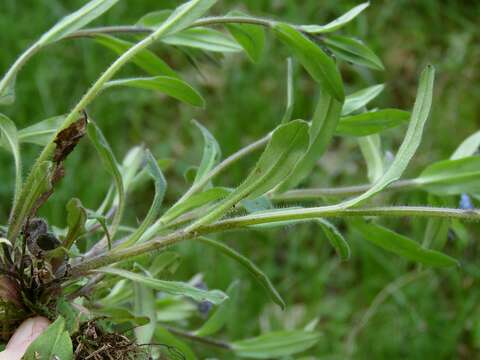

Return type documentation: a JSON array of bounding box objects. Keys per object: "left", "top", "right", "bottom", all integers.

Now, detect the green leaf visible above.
[
  {"left": 336, "top": 109, "right": 410, "bottom": 136},
  {"left": 150, "top": 251, "right": 182, "bottom": 277},
  {"left": 96, "top": 267, "right": 228, "bottom": 304},
  {"left": 300, "top": 2, "right": 370, "bottom": 34},
  {"left": 353, "top": 220, "right": 458, "bottom": 267},
  {"left": 94, "top": 35, "right": 179, "bottom": 77},
  {"left": 155, "top": 326, "right": 197, "bottom": 360},
  {"left": 118, "top": 150, "right": 167, "bottom": 248},
  {"left": 358, "top": 134, "right": 384, "bottom": 183},
  {"left": 241, "top": 195, "right": 272, "bottom": 213},
  {"left": 193, "top": 119, "right": 221, "bottom": 183},
  {"left": 187, "top": 120, "right": 309, "bottom": 230},
  {"left": 0, "top": 114, "right": 22, "bottom": 205},
  {"left": 415, "top": 156, "right": 480, "bottom": 195},
  {"left": 226, "top": 11, "right": 265, "bottom": 62},
  {"left": 273, "top": 23, "right": 344, "bottom": 101},
  {"left": 451, "top": 130, "right": 480, "bottom": 160},
  {"left": 232, "top": 330, "right": 321, "bottom": 359},
  {"left": 137, "top": 10, "right": 172, "bottom": 27},
  {"left": 8, "top": 161, "right": 52, "bottom": 242},
  {"left": 197, "top": 237, "right": 285, "bottom": 309},
  {"left": 163, "top": 28, "right": 242, "bottom": 52},
  {"left": 121, "top": 145, "right": 146, "bottom": 192},
  {"left": 323, "top": 35, "right": 384, "bottom": 71},
  {"left": 0, "top": 75, "right": 15, "bottom": 106},
  {"left": 155, "top": 0, "right": 217, "bottom": 37},
  {"left": 335, "top": 66, "right": 435, "bottom": 208},
  {"left": 317, "top": 219, "right": 350, "bottom": 260},
  {"left": 277, "top": 91, "right": 343, "bottom": 191},
  {"left": 64, "top": 198, "right": 87, "bottom": 249},
  {"left": 162, "top": 187, "right": 230, "bottom": 223},
  {"left": 342, "top": 84, "right": 384, "bottom": 116},
  {"left": 38, "top": 0, "right": 120, "bottom": 44},
  {"left": 87, "top": 122, "right": 125, "bottom": 241},
  {"left": 92, "top": 307, "right": 149, "bottom": 326},
  {"left": 134, "top": 283, "right": 157, "bottom": 344},
  {"left": 23, "top": 316, "right": 73, "bottom": 360},
  {"left": 104, "top": 76, "right": 205, "bottom": 107},
  {"left": 280, "top": 58, "right": 294, "bottom": 124},
  {"left": 17, "top": 115, "right": 65, "bottom": 146},
  {"left": 194, "top": 280, "right": 240, "bottom": 337}
]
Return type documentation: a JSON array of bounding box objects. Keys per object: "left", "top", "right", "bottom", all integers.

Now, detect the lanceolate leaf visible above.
[
  {"left": 64, "top": 198, "right": 87, "bottom": 249},
  {"left": 23, "top": 316, "right": 73, "bottom": 360},
  {"left": 0, "top": 76, "right": 15, "bottom": 106},
  {"left": 154, "top": 327, "right": 197, "bottom": 360},
  {"left": 118, "top": 150, "right": 167, "bottom": 248},
  {"left": 273, "top": 23, "right": 344, "bottom": 101},
  {"left": 317, "top": 219, "right": 350, "bottom": 260},
  {"left": 94, "top": 35, "right": 179, "bottom": 77},
  {"left": 358, "top": 134, "right": 384, "bottom": 183},
  {"left": 414, "top": 156, "right": 480, "bottom": 195},
  {"left": 134, "top": 283, "right": 157, "bottom": 344},
  {"left": 38, "top": 0, "right": 120, "bottom": 44},
  {"left": 137, "top": 10, "right": 172, "bottom": 27},
  {"left": 300, "top": 2, "right": 370, "bottom": 34},
  {"left": 17, "top": 115, "right": 65, "bottom": 146},
  {"left": 104, "top": 76, "right": 205, "bottom": 107},
  {"left": 193, "top": 119, "right": 221, "bottom": 184},
  {"left": 450, "top": 130, "right": 480, "bottom": 160},
  {"left": 277, "top": 91, "right": 343, "bottom": 191},
  {"left": 342, "top": 84, "right": 385, "bottom": 116},
  {"left": 187, "top": 120, "right": 309, "bottom": 230},
  {"left": 0, "top": 114, "right": 22, "bottom": 205},
  {"left": 156, "top": 0, "right": 218, "bottom": 37},
  {"left": 353, "top": 220, "right": 458, "bottom": 267},
  {"left": 281, "top": 57, "right": 295, "bottom": 124},
  {"left": 336, "top": 65, "right": 435, "bottom": 209},
  {"left": 323, "top": 35, "right": 384, "bottom": 71},
  {"left": 336, "top": 109, "right": 410, "bottom": 137},
  {"left": 162, "top": 187, "right": 231, "bottom": 223},
  {"left": 163, "top": 28, "right": 242, "bottom": 53},
  {"left": 87, "top": 122, "right": 125, "bottom": 241},
  {"left": 226, "top": 11, "right": 265, "bottom": 62},
  {"left": 97, "top": 267, "right": 228, "bottom": 304},
  {"left": 232, "top": 330, "right": 322, "bottom": 359},
  {"left": 7, "top": 161, "right": 52, "bottom": 242},
  {"left": 197, "top": 237, "right": 286, "bottom": 309}
]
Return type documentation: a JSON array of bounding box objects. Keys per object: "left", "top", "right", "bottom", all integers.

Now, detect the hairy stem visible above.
[
  {"left": 67, "top": 15, "right": 277, "bottom": 39},
  {"left": 68, "top": 205, "right": 480, "bottom": 278}
]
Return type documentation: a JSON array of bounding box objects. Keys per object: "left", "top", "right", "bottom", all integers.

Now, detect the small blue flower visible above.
[
  {"left": 194, "top": 280, "right": 213, "bottom": 317},
  {"left": 459, "top": 193, "right": 474, "bottom": 210}
]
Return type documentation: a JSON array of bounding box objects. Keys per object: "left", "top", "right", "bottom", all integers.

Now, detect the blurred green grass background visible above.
[{"left": 1, "top": 1, "right": 480, "bottom": 358}]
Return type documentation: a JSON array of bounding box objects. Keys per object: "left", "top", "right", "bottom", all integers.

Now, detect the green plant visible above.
[{"left": 0, "top": 0, "right": 477, "bottom": 358}]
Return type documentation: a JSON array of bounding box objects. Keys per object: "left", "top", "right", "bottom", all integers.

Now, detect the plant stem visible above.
[
  {"left": 68, "top": 205, "right": 480, "bottom": 278},
  {"left": 66, "top": 15, "right": 277, "bottom": 39},
  {"left": 271, "top": 179, "right": 418, "bottom": 201}
]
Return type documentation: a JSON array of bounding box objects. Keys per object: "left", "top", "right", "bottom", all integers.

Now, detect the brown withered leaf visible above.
[{"left": 53, "top": 111, "right": 88, "bottom": 163}]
